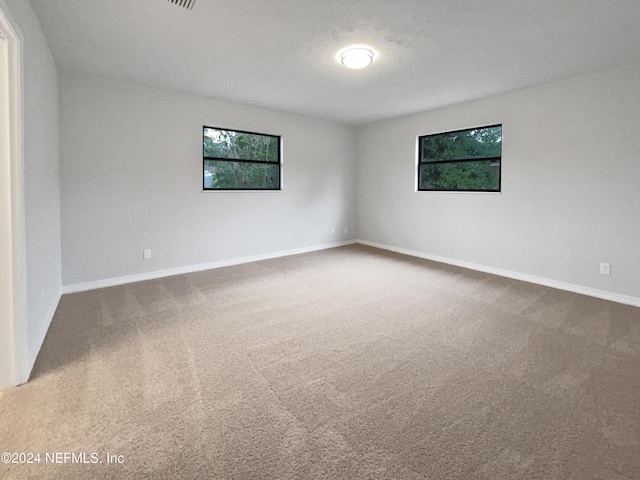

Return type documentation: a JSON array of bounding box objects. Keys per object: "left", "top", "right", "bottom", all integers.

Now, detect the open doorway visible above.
[{"left": 0, "top": 7, "right": 27, "bottom": 391}]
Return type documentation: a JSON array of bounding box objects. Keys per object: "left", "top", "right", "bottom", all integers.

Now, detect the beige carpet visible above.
[{"left": 1, "top": 244, "right": 640, "bottom": 479}]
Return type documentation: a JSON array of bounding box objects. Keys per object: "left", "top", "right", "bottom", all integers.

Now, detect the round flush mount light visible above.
[{"left": 336, "top": 45, "right": 377, "bottom": 69}]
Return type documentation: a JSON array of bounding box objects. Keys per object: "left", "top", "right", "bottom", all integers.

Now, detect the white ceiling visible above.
[{"left": 29, "top": 0, "right": 640, "bottom": 125}]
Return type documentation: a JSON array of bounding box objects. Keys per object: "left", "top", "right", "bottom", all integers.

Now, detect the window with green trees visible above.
[
  {"left": 203, "top": 126, "right": 281, "bottom": 190},
  {"left": 418, "top": 124, "right": 502, "bottom": 192}
]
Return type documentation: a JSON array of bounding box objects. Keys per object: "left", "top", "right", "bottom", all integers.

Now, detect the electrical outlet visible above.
[
  {"left": 143, "top": 249, "right": 152, "bottom": 259},
  {"left": 344, "top": 227, "right": 349, "bottom": 234},
  {"left": 331, "top": 227, "right": 336, "bottom": 235},
  {"left": 600, "top": 263, "right": 611, "bottom": 275}
]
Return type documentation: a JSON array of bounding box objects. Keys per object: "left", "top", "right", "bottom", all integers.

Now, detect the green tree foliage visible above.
[
  {"left": 203, "top": 128, "right": 279, "bottom": 189},
  {"left": 421, "top": 161, "right": 498, "bottom": 190},
  {"left": 420, "top": 126, "right": 501, "bottom": 191},
  {"left": 422, "top": 126, "right": 501, "bottom": 161}
]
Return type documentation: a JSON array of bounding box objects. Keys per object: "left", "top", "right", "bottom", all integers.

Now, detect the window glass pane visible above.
[
  {"left": 204, "top": 160, "right": 279, "bottom": 189},
  {"left": 203, "top": 128, "right": 278, "bottom": 162},
  {"left": 421, "top": 125, "right": 501, "bottom": 162},
  {"left": 419, "top": 160, "right": 500, "bottom": 191}
]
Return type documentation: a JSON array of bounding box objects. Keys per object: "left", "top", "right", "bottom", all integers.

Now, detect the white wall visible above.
[
  {"left": 358, "top": 62, "right": 640, "bottom": 302},
  {"left": 0, "top": 0, "right": 61, "bottom": 381},
  {"left": 60, "top": 71, "right": 357, "bottom": 287}
]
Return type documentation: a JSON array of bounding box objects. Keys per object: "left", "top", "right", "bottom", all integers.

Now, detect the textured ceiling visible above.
[{"left": 29, "top": 0, "right": 640, "bottom": 125}]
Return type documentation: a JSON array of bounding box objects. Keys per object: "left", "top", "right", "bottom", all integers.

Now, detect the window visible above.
[
  {"left": 203, "top": 126, "right": 281, "bottom": 190},
  {"left": 417, "top": 124, "right": 502, "bottom": 192}
]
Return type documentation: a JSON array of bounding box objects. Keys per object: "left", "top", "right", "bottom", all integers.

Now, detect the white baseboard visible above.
[
  {"left": 26, "top": 289, "right": 62, "bottom": 379},
  {"left": 357, "top": 239, "right": 640, "bottom": 308},
  {"left": 62, "top": 240, "right": 357, "bottom": 294}
]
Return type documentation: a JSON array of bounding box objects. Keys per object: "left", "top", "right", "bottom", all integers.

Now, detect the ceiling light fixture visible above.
[{"left": 337, "top": 45, "right": 377, "bottom": 70}]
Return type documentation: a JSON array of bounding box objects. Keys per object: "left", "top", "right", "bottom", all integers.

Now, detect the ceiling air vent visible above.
[{"left": 168, "top": 0, "right": 199, "bottom": 11}]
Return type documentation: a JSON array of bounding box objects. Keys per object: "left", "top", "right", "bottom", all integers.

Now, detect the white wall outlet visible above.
[
  {"left": 143, "top": 249, "right": 152, "bottom": 259},
  {"left": 600, "top": 263, "right": 611, "bottom": 275},
  {"left": 331, "top": 227, "right": 336, "bottom": 235},
  {"left": 344, "top": 227, "right": 349, "bottom": 234}
]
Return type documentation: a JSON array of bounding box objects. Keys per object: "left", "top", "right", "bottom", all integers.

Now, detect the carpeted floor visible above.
[{"left": 1, "top": 244, "right": 640, "bottom": 479}]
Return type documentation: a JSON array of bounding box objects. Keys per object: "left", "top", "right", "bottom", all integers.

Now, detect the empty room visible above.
[{"left": 1, "top": 0, "right": 640, "bottom": 478}]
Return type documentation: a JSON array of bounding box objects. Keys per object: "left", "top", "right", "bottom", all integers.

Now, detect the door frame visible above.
[{"left": 0, "top": 4, "right": 28, "bottom": 390}]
